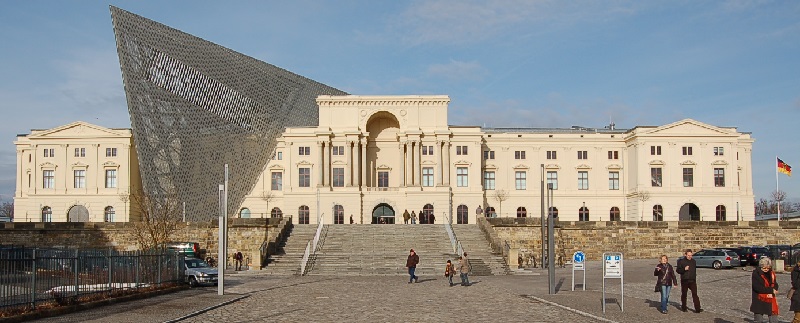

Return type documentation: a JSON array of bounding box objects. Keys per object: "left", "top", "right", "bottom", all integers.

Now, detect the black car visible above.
[
  {"left": 730, "top": 246, "right": 769, "bottom": 266},
  {"left": 764, "top": 244, "right": 792, "bottom": 261}
]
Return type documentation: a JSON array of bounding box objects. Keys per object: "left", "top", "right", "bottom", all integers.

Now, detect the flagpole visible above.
[{"left": 777, "top": 156, "right": 781, "bottom": 221}]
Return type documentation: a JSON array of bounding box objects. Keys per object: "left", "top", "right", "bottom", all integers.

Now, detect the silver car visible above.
[
  {"left": 184, "top": 258, "right": 218, "bottom": 287},
  {"left": 690, "top": 249, "right": 741, "bottom": 269}
]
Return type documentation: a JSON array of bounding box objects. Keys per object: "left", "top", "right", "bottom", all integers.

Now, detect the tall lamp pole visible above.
[
  {"left": 540, "top": 164, "right": 545, "bottom": 271},
  {"left": 217, "top": 164, "right": 229, "bottom": 295},
  {"left": 547, "top": 184, "right": 555, "bottom": 295}
]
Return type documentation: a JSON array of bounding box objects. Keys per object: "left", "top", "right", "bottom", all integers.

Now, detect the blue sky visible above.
[{"left": 0, "top": 1, "right": 798, "bottom": 204}]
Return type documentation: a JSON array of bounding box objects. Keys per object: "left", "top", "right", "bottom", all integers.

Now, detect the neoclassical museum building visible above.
[{"left": 14, "top": 94, "right": 755, "bottom": 224}]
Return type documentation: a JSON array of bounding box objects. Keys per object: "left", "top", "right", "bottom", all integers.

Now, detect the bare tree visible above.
[
  {"left": 636, "top": 190, "right": 650, "bottom": 221},
  {"left": 261, "top": 191, "right": 277, "bottom": 241},
  {"left": 0, "top": 202, "right": 13, "bottom": 220},
  {"left": 125, "top": 189, "right": 183, "bottom": 250},
  {"left": 494, "top": 189, "right": 509, "bottom": 217}
]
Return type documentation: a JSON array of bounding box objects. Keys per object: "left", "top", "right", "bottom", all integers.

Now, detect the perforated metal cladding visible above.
[{"left": 110, "top": 6, "right": 346, "bottom": 221}]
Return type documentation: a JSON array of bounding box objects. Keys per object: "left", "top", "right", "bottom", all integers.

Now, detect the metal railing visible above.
[
  {"left": 299, "top": 214, "right": 325, "bottom": 275},
  {"left": 445, "top": 212, "right": 465, "bottom": 257},
  {"left": 0, "top": 246, "right": 183, "bottom": 311}
]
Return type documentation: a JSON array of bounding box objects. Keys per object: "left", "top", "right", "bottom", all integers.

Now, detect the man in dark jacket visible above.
[
  {"left": 406, "top": 249, "right": 419, "bottom": 283},
  {"left": 676, "top": 249, "right": 702, "bottom": 313}
]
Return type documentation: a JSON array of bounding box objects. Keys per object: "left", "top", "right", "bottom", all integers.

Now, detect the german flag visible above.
[{"left": 778, "top": 157, "right": 792, "bottom": 176}]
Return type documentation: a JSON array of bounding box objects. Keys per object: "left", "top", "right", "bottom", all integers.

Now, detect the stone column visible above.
[
  {"left": 326, "top": 141, "right": 332, "bottom": 187},
  {"left": 346, "top": 141, "right": 352, "bottom": 187},
  {"left": 361, "top": 140, "right": 367, "bottom": 188},
  {"left": 354, "top": 139, "right": 361, "bottom": 188},
  {"left": 443, "top": 141, "right": 450, "bottom": 185},
  {"left": 405, "top": 141, "right": 412, "bottom": 186},
  {"left": 411, "top": 140, "right": 419, "bottom": 186},
  {"left": 437, "top": 141, "right": 444, "bottom": 186},
  {"left": 317, "top": 141, "right": 324, "bottom": 187},
  {"left": 399, "top": 142, "right": 406, "bottom": 187},
  {"left": 286, "top": 143, "right": 293, "bottom": 192},
  {"left": 417, "top": 141, "right": 423, "bottom": 187}
]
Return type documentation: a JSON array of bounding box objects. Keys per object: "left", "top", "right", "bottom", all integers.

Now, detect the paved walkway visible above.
[{"left": 32, "top": 260, "right": 798, "bottom": 322}]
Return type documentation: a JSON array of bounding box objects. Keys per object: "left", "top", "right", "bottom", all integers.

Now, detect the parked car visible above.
[
  {"left": 764, "top": 244, "right": 791, "bottom": 261},
  {"left": 183, "top": 258, "right": 218, "bottom": 287},
  {"left": 166, "top": 242, "right": 200, "bottom": 258},
  {"left": 681, "top": 249, "right": 740, "bottom": 269},
  {"left": 728, "top": 246, "right": 769, "bottom": 266}
]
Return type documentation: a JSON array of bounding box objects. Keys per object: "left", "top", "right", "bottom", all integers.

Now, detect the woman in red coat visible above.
[{"left": 751, "top": 257, "right": 779, "bottom": 323}]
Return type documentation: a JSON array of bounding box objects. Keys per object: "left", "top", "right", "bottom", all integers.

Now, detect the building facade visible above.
[
  {"left": 13, "top": 96, "right": 755, "bottom": 223},
  {"left": 13, "top": 121, "right": 141, "bottom": 222}
]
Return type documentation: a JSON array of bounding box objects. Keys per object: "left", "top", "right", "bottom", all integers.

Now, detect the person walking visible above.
[
  {"left": 430, "top": 213, "right": 436, "bottom": 224},
  {"left": 751, "top": 257, "right": 779, "bottom": 323},
  {"left": 349, "top": 214, "right": 354, "bottom": 224},
  {"left": 444, "top": 260, "right": 455, "bottom": 286},
  {"left": 676, "top": 249, "right": 702, "bottom": 313},
  {"left": 654, "top": 255, "right": 678, "bottom": 314},
  {"left": 234, "top": 251, "right": 243, "bottom": 271},
  {"left": 411, "top": 211, "right": 417, "bottom": 224},
  {"left": 406, "top": 249, "right": 419, "bottom": 283},
  {"left": 403, "top": 209, "right": 410, "bottom": 224},
  {"left": 789, "top": 257, "right": 800, "bottom": 323},
  {"left": 459, "top": 252, "right": 471, "bottom": 286}
]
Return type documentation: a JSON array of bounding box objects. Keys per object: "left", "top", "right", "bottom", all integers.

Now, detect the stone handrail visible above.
[{"left": 476, "top": 217, "right": 503, "bottom": 254}]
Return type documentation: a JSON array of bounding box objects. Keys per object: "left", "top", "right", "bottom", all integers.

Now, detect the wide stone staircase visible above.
[
  {"left": 452, "top": 224, "right": 510, "bottom": 275},
  {"left": 305, "top": 224, "right": 508, "bottom": 276},
  {"left": 260, "top": 224, "right": 318, "bottom": 275}
]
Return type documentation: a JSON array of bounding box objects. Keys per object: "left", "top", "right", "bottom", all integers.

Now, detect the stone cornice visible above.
[{"left": 317, "top": 95, "right": 450, "bottom": 107}]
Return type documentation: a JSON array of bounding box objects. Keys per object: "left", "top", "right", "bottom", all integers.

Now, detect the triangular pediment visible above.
[
  {"left": 28, "top": 121, "right": 130, "bottom": 139},
  {"left": 641, "top": 119, "right": 736, "bottom": 137}
]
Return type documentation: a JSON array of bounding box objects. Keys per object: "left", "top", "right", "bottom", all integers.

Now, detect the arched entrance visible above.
[
  {"left": 679, "top": 203, "right": 700, "bottom": 221},
  {"left": 372, "top": 203, "right": 395, "bottom": 224},
  {"left": 457, "top": 205, "right": 469, "bottom": 224},
  {"left": 422, "top": 204, "right": 434, "bottom": 224},
  {"left": 68, "top": 205, "right": 89, "bottom": 222}
]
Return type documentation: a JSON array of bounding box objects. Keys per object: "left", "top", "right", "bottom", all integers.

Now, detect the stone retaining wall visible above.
[
  {"left": 0, "top": 218, "right": 288, "bottom": 269},
  {"left": 482, "top": 217, "right": 800, "bottom": 260}
]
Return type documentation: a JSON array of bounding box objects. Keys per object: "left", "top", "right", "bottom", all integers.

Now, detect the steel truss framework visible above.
[{"left": 110, "top": 6, "right": 346, "bottom": 221}]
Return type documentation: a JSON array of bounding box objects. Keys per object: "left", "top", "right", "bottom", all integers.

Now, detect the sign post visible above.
[
  {"left": 602, "top": 252, "right": 624, "bottom": 313},
  {"left": 571, "top": 251, "right": 586, "bottom": 291}
]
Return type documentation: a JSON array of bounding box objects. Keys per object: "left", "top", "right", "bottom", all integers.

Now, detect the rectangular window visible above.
[
  {"left": 714, "top": 147, "right": 724, "bottom": 156},
  {"left": 714, "top": 168, "right": 725, "bottom": 187},
  {"left": 577, "top": 171, "right": 589, "bottom": 190},
  {"left": 546, "top": 150, "right": 557, "bottom": 159},
  {"left": 43, "top": 170, "right": 54, "bottom": 189},
  {"left": 651, "top": 167, "right": 662, "bottom": 187},
  {"left": 515, "top": 171, "right": 527, "bottom": 190},
  {"left": 427, "top": 146, "right": 433, "bottom": 156},
  {"left": 682, "top": 146, "right": 693, "bottom": 155},
  {"left": 332, "top": 168, "right": 344, "bottom": 187},
  {"left": 456, "top": 145, "right": 468, "bottom": 155},
  {"left": 422, "top": 146, "right": 434, "bottom": 156},
  {"left": 422, "top": 167, "right": 434, "bottom": 187},
  {"left": 609, "top": 171, "right": 619, "bottom": 190},
  {"left": 299, "top": 168, "right": 310, "bottom": 187},
  {"left": 332, "top": 146, "right": 344, "bottom": 156},
  {"left": 650, "top": 146, "right": 661, "bottom": 155},
  {"left": 271, "top": 172, "right": 282, "bottom": 190},
  {"left": 683, "top": 168, "right": 693, "bottom": 187},
  {"left": 457, "top": 167, "right": 468, "bottom": 187},
  {"left": 105, "top": 169, "right": 117, "bottom": 188},
  {"left": 515, "top": 151, "right": 526, "bottom": 159},
  {"left": 73, "top": 170, "right": 86, "bottom": 188},
  {"left": 74, "top": 148, "right": 86, "bottom": 157},
  {"left": 546, "top": 171, "right": 558, "bottom": 190},
  {"left": 483, "top": 150, "right": 495, "bottom": 160},
  {"left": 44, "top": 148, "right": 55, "bottom": 158},
  {"left": 483, "top": 171, "right": 495, "bottom": 190},
  {"left": 577, "top": 151, "right": 588, "bottom": 160},
  {"left": 378, "top": 171, "right": 389, "bottom": 188},
  {"left": 299, "top": 146, "right": 310, "bottom": 155},
  {"left": 105, "top": 148, "right": 117, "bottom": 157},
  {"left": 608, "top": 151, "right": 619, "bottom": 159},
  {"left": 277, "top": 151, "right": 283, "bottom": 160}
]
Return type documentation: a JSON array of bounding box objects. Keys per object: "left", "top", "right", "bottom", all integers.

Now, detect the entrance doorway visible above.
[
  {"left": 372, "top": 203, "right": 395, "bottom": 224},
  {"left": 68, "top": 205, "right": 89, "bottom": 222},
  {"left": 679, "top": 203, "right": 700, "bottom": 221}
]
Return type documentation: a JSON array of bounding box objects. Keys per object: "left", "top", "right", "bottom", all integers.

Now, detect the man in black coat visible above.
[
  {"left": 676, "top": 249, "right": 702, "bottom": 313},
  {"left": 406, "top": 249, "right": 419, "bottom": 283}
]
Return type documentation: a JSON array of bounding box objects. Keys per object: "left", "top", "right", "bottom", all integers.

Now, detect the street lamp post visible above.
[
  {"left": 547, "top": 184, "right": 555, "bottom": 295},
  {"left": 217, "top": 164, "right": 229, "bottom": 296}
]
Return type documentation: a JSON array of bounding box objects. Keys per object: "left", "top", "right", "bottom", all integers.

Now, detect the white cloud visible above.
[{"left": 426, "top": 60, "right": 487, "bottom": 82}]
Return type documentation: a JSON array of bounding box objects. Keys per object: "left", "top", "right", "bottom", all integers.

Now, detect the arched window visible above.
[
  {"left": 333, "top": 204, "right": 344, "bottom": 224},
  {"left": 653, "top": 205, "right": 664, "bottom": 221},
  {"left": 271, "top": 207, "right": 283, "bottom": 218},
  {"left": 423, "top": 204, "right": 434, "bottom": 224},
  {"left": 299, "top": 205, "right": 310, "bottom": 224},
  {"left": 42, "top": 206, "right": 52, "bottom": 222},
  {"left": 457, "top": 205, "right": 469, "bottom": 224},
  {"left": 240, "top": 208, "right": 251, "bottom": 219},
  {"left": 579, "top": 207, "right": 589, "bottom": 221},
  {"left": 486, "top": 206, "right": 496, "bottom": 217},
  {"left": 104, "top": 206, "right": 115, "bottom": 222},
  {"left": 516, "top": 207, "right": 527, "bottom": 218},
  {"left": 548, "top": 207, "right": 558, "bottom": 218},
  {"left": 716, "top": 205, "right": 726, "bottom": 221},
  {"left": 609, "top": 207, "right": 620, "bottom": 221}
]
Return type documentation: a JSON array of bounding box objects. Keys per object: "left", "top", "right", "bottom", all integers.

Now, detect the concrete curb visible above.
[{"left": 525, "top": 295, "right": 620, "bottom": 323}]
